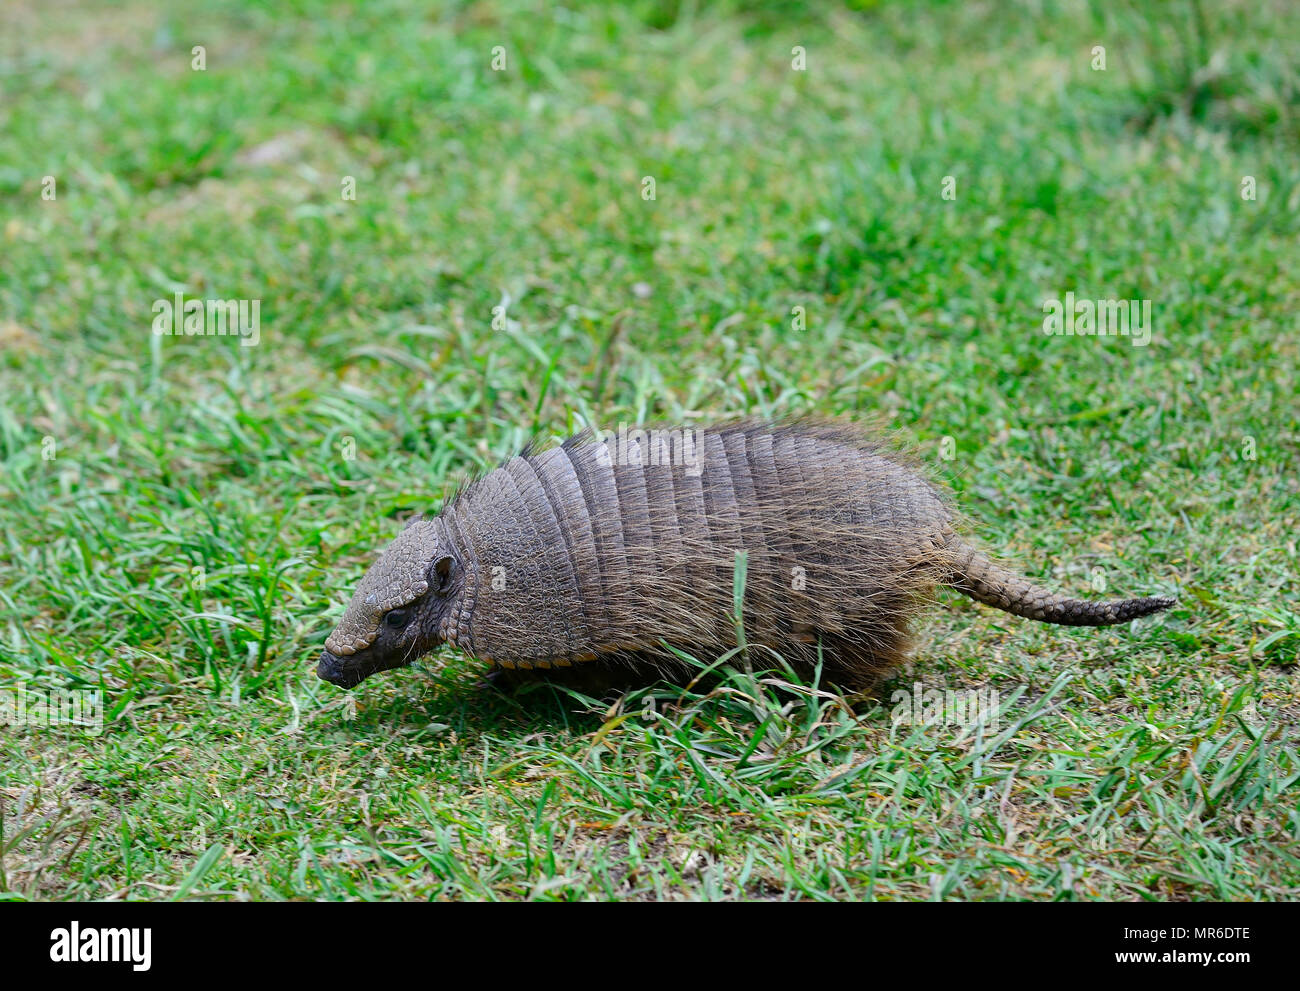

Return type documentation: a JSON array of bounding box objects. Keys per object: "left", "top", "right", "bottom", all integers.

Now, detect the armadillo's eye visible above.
[{"left": 385, "top": 609, "right": 410, "bottom": 628}]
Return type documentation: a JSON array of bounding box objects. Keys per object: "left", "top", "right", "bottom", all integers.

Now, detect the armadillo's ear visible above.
[
  {"left": 402, "top": 513, "right": 424, "bottom": 530},
  {"left": 433, "top": 555, "right": 454, "bottom": 593}
]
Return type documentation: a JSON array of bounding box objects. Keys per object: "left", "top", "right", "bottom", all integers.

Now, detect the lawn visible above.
[{"left": 1, "top": 0, "right": 1297, "bottom": 900}]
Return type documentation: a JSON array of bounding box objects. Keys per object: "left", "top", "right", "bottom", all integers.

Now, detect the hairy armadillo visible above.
[{"left": 316, "top": 419, "right": 1175, "bottom": 691}]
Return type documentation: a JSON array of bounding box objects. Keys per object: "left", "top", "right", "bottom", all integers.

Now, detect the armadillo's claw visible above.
[{"left": 474, "top": 665, "right": 506, "bottom": 690}]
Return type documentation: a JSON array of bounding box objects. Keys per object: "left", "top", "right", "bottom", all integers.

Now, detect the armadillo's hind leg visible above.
[{"left": 821, "top": 614, "right": 919, "bottom": 694}]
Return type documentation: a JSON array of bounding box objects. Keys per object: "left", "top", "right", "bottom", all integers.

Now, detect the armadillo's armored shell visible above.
[{"left": 441, "top": 420, "right": 955, "bottom": 682}]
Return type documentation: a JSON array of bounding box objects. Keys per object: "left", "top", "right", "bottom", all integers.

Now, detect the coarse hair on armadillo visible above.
[{"left": 318, "top": 416, "right": 1177, "bottom": 693}]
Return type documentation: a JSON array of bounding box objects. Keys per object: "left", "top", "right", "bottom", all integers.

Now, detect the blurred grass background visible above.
[{"left": 0, "top": 0, "right": 1296, "bottom": 900}]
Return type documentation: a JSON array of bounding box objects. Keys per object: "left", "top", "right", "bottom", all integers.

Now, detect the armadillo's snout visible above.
[{"left": 317, "top": 649, "right": 366, "bottom": 688}]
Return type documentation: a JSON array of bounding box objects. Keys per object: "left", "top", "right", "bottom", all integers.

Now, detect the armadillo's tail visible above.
[{"left": 945, "top": 539, "right": 1176, "bottom": 627}]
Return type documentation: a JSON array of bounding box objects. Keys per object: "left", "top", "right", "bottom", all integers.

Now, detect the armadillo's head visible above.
[{"left": 316, "top": 517, "right": 462, "bottom": 688}]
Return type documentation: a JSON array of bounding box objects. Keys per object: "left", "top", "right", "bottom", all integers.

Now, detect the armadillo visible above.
[{"left": 316, "top": 419, "right": 1176, "bottom": 691}]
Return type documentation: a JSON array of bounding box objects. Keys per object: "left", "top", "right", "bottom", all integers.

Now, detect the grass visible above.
[{"left": 0, "top": 0, "right": 1297, "bottom": 900}]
